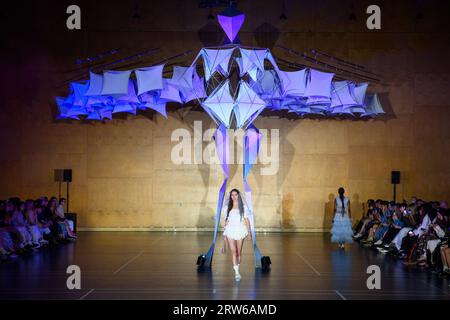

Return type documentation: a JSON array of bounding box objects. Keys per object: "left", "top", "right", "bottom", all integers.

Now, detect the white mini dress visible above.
[{"left": 223, "top": 206, "right": 249, "bottom": 240}]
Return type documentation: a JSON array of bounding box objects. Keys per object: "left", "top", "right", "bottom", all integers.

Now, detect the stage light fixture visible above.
[
  {"left": 207, "top": 8, "right": 214, "bottom": 20},
  {"left": 279, "top": 1, "right": 287, "bottom": 20}
]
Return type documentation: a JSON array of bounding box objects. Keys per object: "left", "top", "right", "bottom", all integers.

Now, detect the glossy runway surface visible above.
[{"left": 0, "top": 232, "right": 449, "bottom": 300}]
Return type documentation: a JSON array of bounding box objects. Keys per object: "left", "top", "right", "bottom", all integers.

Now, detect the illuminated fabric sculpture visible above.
[{"left": 56, "top": 12, "right": 385, "bottom": 269}]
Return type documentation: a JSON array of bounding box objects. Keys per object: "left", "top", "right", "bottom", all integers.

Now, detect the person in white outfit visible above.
[
  {"left": 222, "top": 189, "right": 251, "bottom": 281},
  {"left": 331, "top": 187, "right": 353, "bottom": 250},
  {"left": 392, "top": 206, "right": 430, "bottom": 252}
]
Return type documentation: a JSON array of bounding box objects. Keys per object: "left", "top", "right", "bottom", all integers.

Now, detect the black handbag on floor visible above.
[{"left": 261, "top": 256, "right": 271, "bottom": 271}]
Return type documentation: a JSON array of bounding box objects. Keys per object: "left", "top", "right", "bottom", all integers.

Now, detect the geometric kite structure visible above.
[{"left": 56, "top": 10, "right": 385, "bottom": 269}]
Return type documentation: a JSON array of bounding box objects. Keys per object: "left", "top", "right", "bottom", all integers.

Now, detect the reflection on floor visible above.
[{"left": 0, "top": 232, "right": 449, "bottom": 300}]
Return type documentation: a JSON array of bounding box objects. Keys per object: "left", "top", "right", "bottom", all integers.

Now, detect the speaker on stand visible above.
[
  {"left": 63, "top": 169, "right": 72, "bottom": 213},
  {"left": 391, "top": 171, "right": 400, "bottom": 202},
  {"left": 54, "top": 169, "right": 64, "bottom": 199},
  {"left": 54, "top": 169, "right": 76, "bottom": 232}
]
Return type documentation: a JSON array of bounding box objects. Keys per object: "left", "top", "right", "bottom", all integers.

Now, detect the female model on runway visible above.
[
  {"left": 221, "top": 189, "right": 251, "bottom": 280},
  {"left": 331, "top": 187, "right": 353, "bottom": 250}
]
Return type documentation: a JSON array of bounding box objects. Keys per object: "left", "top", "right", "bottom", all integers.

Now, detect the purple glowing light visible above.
[{"left": 217, "top": 13, "right": 245, "bottom": 43}]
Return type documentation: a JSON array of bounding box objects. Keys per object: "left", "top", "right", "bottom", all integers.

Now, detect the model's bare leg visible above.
[
  {"left": 441, "top": 245, "right": 450, "bottom": 271},
  {"left": 358, "top": 220, "right": 369, "bottom": 234},
  {"left": 227, "top": 237, "right": 238, "bottom": 266},
  {"left": 236, "top": 239, "right": 244, "bottom": 265},
  {"left": 221, "top": 236, "right": 228, "bottom": 254},
  {"left": 368, "top": 225, "right": 378, "bottom": 240}
]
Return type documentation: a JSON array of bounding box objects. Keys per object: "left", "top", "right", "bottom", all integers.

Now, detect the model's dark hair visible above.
[
  {"left": 226, "top": 189, "right": 244, "bottom": 222},
  {"left": 338, "top": 187, "right": 345, "bottom": 210}
]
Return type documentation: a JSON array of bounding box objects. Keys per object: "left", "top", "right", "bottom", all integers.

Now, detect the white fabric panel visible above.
[
  {"left": 362, "top": 93, "right": 385, "bottom": 116},
  {"left": 304, "top": 69, "right": 334, "bottom": 98},
  {"left": 115, "top": 80, "right": 140, "bottom": 104},
  {"left": 85, "top": 72, "right": 104, "bottom": 96},
  {"left": 353, "top": 83, "right": 368, "bottom": 105},
  {"left": 70, "top": 82, "right": 89, "bottom": 106},
  {"left": 202, "top": 48, "right": 236, "bottom": 81},
  {"left": 160, "top": 79, "right": 182, "bottom": 103},
  {"left": 135, "top": 64, "right": 164, "bottom": 96},
  {"left": 238, "top": 48, "right": 267, "bottom": 77},
  {"left": 170, "top": 66, "right": 195, "bottom": 89},
  {"left": 234, "top": 81, "right": 266, "bottom": 128},
  {"left": 101, "top": 70, "right": 132, "bottom": 96},
  {"left": 202, "top": 80, "right": 235, "bottom": 127},
  {"left": 278, "top": 69, "right": 307, "bottom": 97},
  {"left": 330, "top": 81, "right": 359, "bottom": 108}
]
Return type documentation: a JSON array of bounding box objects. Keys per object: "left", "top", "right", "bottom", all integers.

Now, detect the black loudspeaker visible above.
[
  {"left": 63, "top": 169, "right": 72, "bottom": 182},
  {"left": 54, "top": 169, "right": 64, "bottom": 182},
  {"left": 261, "top": 256, "right": 271, "bottom": 272},
  {"left": 391, "top": 171, "right": 400, "bottom": 184}
]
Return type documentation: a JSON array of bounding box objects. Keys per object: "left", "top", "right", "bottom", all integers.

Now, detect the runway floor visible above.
[{"left": 0, "top": 232, "right": 449, "bottom": 300}]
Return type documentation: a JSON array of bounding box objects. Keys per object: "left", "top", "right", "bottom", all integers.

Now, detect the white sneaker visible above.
[
  {"left": 374, "top": 240, "right": 382, "bottom": 246},
  {"left": 233, "top": 265, "right": 241, "bottom": 281}
]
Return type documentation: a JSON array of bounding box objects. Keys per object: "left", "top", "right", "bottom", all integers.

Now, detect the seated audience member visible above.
[
  {"left": 24, "top": 200, "right": 44, "bottom": 247},
  {"left": 353, "top": 200, "right": 374, "bottom": 238},
  {"left": 35, "top": 202, "right": 51, "bottom": 243},
  {"left": 5, "top": 199, "right": 33, "bottom": 250},
  {"left": 440, "top": 235, "right": 450, "bottom": 275},
  {"left": 413, "top": 208, "right": 439, "bottom": 264},
  {"left": 376, "top": 205, "right": 406, "bottom": 250},
  {"left": 1, "top": 194, "right": 80, "bottom": 261},
  {"left": 46, "top": 197, "right": 60, "bottom": 240},
  {"left": 54, "top": 198, "right": 76, "bottom": 240},
  {"left": 0, "top": 201, "right": 18, "bottom": 259},
  {"left": 372, "top": 201, "right": 394, "bottom": 243},
  {"left": 422, "top": 208, "right": 449, "bottom": 269},
  {"left": 389, "top": 204, "right": 419, "bottom": 254},
  {"left": 354, "top": 201, "right": 382, "bottom": 241},
  {"left": 0, "top": 226, "right": 18, "bottom": 260},
  {"left": 361, "top": 202, "right": 386, "bottom": 244},
  {"left": 399, "top": 204, "right": 432, "bottom": 261}
]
